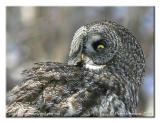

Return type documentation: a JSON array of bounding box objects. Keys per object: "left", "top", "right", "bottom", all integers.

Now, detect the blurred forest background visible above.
[{"left": 6, "top": 7, "right": 154, "bottom": 116}]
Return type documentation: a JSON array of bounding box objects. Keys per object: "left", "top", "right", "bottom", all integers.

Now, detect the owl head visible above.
[
  {"left": 68, "top": 20, "right": 145, "bottom": 84},
  {"left": 68, "top": 21, "right": 121, "bottom": 69}
]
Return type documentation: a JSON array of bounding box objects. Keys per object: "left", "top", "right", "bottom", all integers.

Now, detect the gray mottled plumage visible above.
[{"left": 6, "top": 20, "right": 145, "bottom": 117}]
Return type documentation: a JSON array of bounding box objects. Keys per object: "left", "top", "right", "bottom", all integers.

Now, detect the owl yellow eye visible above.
[{"left": 97, "top": 44, "right": 104, "bottom": 49}]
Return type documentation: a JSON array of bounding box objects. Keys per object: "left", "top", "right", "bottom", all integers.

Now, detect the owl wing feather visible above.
[
  {"left": 6, "top": 62, "right": 109, "bottom": 117},
  {"left": 7, "top": 62, "right": 135, "bottom": 117}
]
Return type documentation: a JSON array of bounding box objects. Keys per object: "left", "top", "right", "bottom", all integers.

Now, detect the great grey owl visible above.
[{"left": 6, "top": 20, "right": 145, "bottom": 117}]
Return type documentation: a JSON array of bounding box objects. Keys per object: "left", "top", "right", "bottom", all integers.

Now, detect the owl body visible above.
[{"left": 7, "top": 21, "right": 145, "bottom": 117}]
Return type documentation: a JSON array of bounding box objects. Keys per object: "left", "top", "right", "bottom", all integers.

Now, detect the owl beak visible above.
[{"left": 81, "top": 54, "right": 85, "bottom": 61}]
